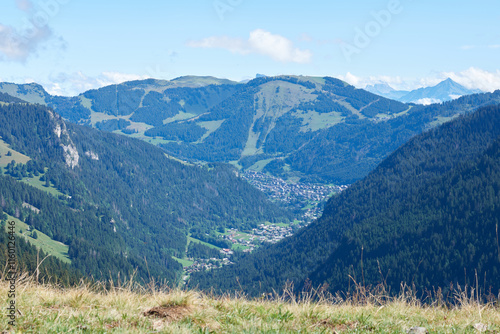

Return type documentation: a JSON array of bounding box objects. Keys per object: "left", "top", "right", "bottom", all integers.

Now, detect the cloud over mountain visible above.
[
  {"left": 187, "top": 29, "right": 312, "bottom": 63},
  {"left": 443, "top": 67, "right": 500, "bottom": 93},
  {"left": 45, "top": 71, "right": 150, "bottom": 96},
  {"left": 339, "top": 67, "right": 500, "bottom": 93}
]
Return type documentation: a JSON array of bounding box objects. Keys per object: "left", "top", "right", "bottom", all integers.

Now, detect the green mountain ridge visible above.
[
  {"left": 2, "top": 76, "right": 499, "bottom": 185},
  {"left": 0, "top": 97, "right": 291, "bottom": 284},
  {"left": 189, "top": 103, "right": 500, "bottom": 297}
]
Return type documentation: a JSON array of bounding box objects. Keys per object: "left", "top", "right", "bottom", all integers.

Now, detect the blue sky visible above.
[{"left": 0, "top": 0, "right": 499, "bottom": 95}]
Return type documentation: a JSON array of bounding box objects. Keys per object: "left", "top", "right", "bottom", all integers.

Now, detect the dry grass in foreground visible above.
[{"left": 0, "top": 275, "right": 499, "bottom": 333}]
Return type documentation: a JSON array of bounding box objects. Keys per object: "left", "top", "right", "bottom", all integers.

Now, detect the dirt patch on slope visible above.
[{"left": 143, "top": 305, "right": 191, "bottom": 322}]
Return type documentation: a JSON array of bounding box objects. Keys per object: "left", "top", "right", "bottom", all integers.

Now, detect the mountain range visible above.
[
  {"left": 365, "top": 78, "right": 483, "bottom": 105},
  {"left": 190, "top": 103, "right": 500, "bottom": 296},
  {"left": 0, "top": 95, "right": 291, "bottom": 283},
  {"left": 1, "top": 76, "right": 497, "bottom": 186},
  {"left": 2, "top": 76, "right": 500, "bottom": 297}
]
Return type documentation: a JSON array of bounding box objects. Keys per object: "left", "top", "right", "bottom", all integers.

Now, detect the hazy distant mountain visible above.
[
  {"left": 0, "top": 82, "right": 50, "bottom": 104},
  {"left": 0, "top": 92, "right": 26, "bottom": 103},
  {"left": 365, "top": 83, "right": 409, "bottom": 100},
  {"left": 2, "top": 76, "right": 499, "bottom": 184},
  {"left": 400, "top": 78, "right": 483, "bottom": 104},
  {"left": 366, "top": 79, "right": 483, "bottom": 105}
]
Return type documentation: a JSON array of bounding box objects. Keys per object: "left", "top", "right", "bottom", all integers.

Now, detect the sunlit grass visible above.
[
  {"left": 5, "top": 214, "right": 71, "bottom": 264},
  {"left": 172, "top": 256, "right": 194, "bottom": 268},
  {"left": 0, "top": 138, "right": 31, "bottom": 167},
  {"left": 1, "top": 275, "right": 498, "bottom": 333},
  {"left": 187, "top": 236, "right": 221, "bottom": 250}
]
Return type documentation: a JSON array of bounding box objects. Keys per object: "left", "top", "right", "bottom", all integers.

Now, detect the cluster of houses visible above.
[
  {"left": 181, "top": 172, "right": 351, "bottom": 277},
  {"left": 251, "top": 224, "right": 294, "bottom": 244},
  {"left": 241, "top": 170, "right": 348, "bottom": 222},
  {"left": 220, "top": 248, "right": 234, "bottom": 256},
  {"left": 184, "top": 257, "right": 234, "bottom": 275},
  {"left": 220, "top": 224, "right": 297, "bottom": 250},
  {"left": 183, "top": 224, "right": 298, "bottom": 275},
  {"left": 242, "top": 170, "right": 339, "bottom": 203},
  {"left": 182, "top": 170, "right": 352, "bottom": 277}
]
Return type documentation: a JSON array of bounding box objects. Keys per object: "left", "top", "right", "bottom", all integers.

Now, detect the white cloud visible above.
[
  {"left": 45, "top": 71, "right": 150, "bottom": 96},
  {"left": 337, "top": 68, "right": 500, "bottom": 93},
  {"left": 100, "top": 72, "right": 149, "bottom": 85},
  {"left": 443, "top": 67, "right": 500, "bottom": 92},
  {"left": 187, "top": 29, "right": 312, "bottom": 64},
  {"left": 338, "top": 72, "right": 362, "bottom": 87},
  {"left": 0, "top": 23, "right": 52, "bottom": 61},
  {"left": 337, "top": 72, "right": 412, "bottom": 91},
  {"left": 0, "top": 0, "right": 65, "bottom": 62},
  {"left": 415, "top": 98, "right": 442, "bottom": 105}
]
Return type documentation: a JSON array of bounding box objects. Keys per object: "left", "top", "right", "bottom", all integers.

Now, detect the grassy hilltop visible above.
[{"left": 1, "top": 278, "right": 499, "bottom": 333}]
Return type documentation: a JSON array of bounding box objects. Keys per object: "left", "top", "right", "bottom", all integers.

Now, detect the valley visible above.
[
  {"left": 1, "top": 79, "right": 500, "bottom": 307},
  {"left": 181, "top": 223, "right": 300, "bottom": 281},
  {"left": 172, "top": 169, "right": 348, "bottom": 276},
  {"left": 190, "top": 103, "right": 500, "bottom": 297},
  {"left": 0, "top": 99, "right": 292, "bottom": 286},
  {"left": 1, "top": 0, "right": 499, "bottom": 331}
]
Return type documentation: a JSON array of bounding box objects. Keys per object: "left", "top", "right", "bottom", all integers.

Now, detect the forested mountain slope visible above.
[
  {"left": 0, "top": 98, "right": 291, "bottom": 283},
  {"left": 0, "top": 92, "right": 26, "bottom": 103},
  {"left": 3, "top": 77, "right": 500, "bottom": 184},
  {"left": 0, "top": 214, "right": 83, "bottom": 286},
  {"left": 190, "top": 104, "right": 500, "bottom": 296}
]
